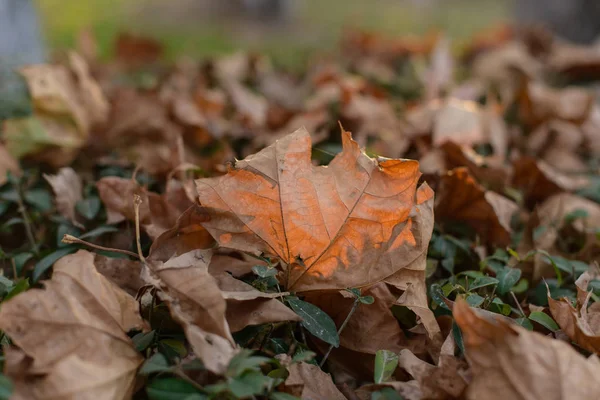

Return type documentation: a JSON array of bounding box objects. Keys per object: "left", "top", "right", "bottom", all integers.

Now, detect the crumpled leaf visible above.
[
  {"left": 93, "top": 254, "right": 144, "bottom": 296},
  {"left": 144, "top": 249, "right": 238, "bottom": 374},
  {"left": 435, "top": 167, "right": 518, "bottom": 246},
  {"left": 44, "top": 167, "right": 83, "bottom": 228},
  {"left": 97, "top": 177, "right": 193, "bottom": 238},
  {"left": 196, "top": 127, "right": 433, "bottom": 292},
  {"left": 397, "top": 346, "right": 468, "bottom": 399},
  {"left": 211, "top": 270, "right": 301, "bottom": 332},
  {"left": 0, "top": 144, "right": 21, "bottom": 186},
  {"left": 548, "top": 269, "right": 600, "bottom": 355},
  {"left": 4, "top": 54, "right": 108, "bottom": 165},
  {"left": 0, "top": 250, "right": 144, "bottom": 400},
  {"left": 454, "top": 299, "right": 600, "bottom": 400},
  {"left": 513, "top": 157, "right": 590, "bottom": 206},
  {"left": 277, "top": 355, "right": 346, "bottom": 400}
]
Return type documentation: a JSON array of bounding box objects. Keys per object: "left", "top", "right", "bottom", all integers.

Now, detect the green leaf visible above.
[
  {"left": 371, "top": 387, "right": 405, "bottom": 400},
  {"left": 24, "top": 189, "right": 52, "bottom": 212},
  {"left": 32, "top": 246, "right": 78, "bottom": 282},
  {"left": 76, "top": 196, "right": 101, "bottom": 220},
  {"left": 228, "top": 370, "right": 269, "bottom": 398},
  {"left": 140, "top": 353, "right": 171, "bottom": 375},
  {"left": 292, "top": 350, "right": 316, "bottom": 363},
  {"left": 430, "top": 284, "right": 450, "bottom": 310},
  {"left": 159, "top": 339, "right": 187, "bottom": 358},
  {"left": 57, "top": 224, "right": 81, "bottom": 248},
  {"left": 133, "top": 330, "right": 156, "bottom": 351},
  {"left": 360, "top": 295, "right": 375, "bottom": 305},
  {"left": 488, "top": 298, "right": 511, "bottom": 316},
  {"left": 5, "top": 279, "right": 29, "bottom": 301},
  {"left": 79, "top": 225, "right": 119, "bottom": 240},
  {"left": 496, "top": 268, "right": 522, "bottom": 295},
  {"left": 466, "top": 294, "right": 485, "bottom": 308},
  {"left": 288, "top": 298, "right": 339, "bottom": 347},
  {"left": 252, "top": 265, "right": 277, "bottom": 278},
  {"left": 0, "top": 374, "right": 13, "bottom": 400},
  {"left": 528, "top": 312, "right": 559, "bottom": 332},
  {"left": 506, "top": 248, "right": 520, "bottom": 260},
  {"left": 227, "top": 350, "right": 271, "bottom": 377},
  {"left": 11, "top": 253, "right": 32, "bottom": 277},
  {"left": 269, "top": 338, "right": 289, "bottom": 355},
  {"left": 515, "top": 317, "right": 533, "bottom": 331},
  {"left": 469, "top": 276, "right": 499, "bottom": 291},
  {"left": 374, "top": 350, "right": 398, "bottom": 384},
  {"left": 146, "top": 378, "right": 204, "bottom": 400},
  {"left": 511, "top": 279, "right": 529, "bottom": 294},
  {"left": 452, "top": 322, "right": 465, "bottom": 355}
]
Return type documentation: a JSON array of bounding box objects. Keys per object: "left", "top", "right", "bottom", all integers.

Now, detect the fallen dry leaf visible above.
[
  {"left": 145, "top": 249, "right": 238, "bottom": 374},
  {"left": 44, "top": 167, "right": 84, "bottom": 228},
  {"left": 93, "top": 254, "right": 144, "bottom": 296},
  {"left": 0, "top": 143, "right": 21, "bottom": 185},
  {"left": 548, "top": 269, "right": 600, "bottom": 355},
  {"left": 0, "top": 250, "right": 144, "bottom": 399},
  {"left": 435, "top": 167, "right": 518, "bottom": 246},
  {"left": 196, "top": 127, "right": 433, "bottom": 292},
  {"left": 513, "top": 157, "right": 590, "bottom": 206},
  {"left": 397, "top": 347, "right": 468, "bottom": 399},
  {"left": 277, "top": 355, "right": 347, "bottom": 400},
  {"left": 454, "top": 299, "right": 600, "bottom": 400},
  {"left": 305, "top": 283, "right": 407, "bottom": 355}
]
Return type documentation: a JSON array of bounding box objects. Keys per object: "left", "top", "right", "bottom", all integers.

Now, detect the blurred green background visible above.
[{"left": 36, "top": 0, "right": 511, "bottom": 65}]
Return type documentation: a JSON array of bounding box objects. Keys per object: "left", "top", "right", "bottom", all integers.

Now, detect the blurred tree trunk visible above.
[
  {"left": 515, "top": 0, "right": 600, "bottom": 44},
  {"left": 0, "top": 0, "right": 45, "bottom": 119}
]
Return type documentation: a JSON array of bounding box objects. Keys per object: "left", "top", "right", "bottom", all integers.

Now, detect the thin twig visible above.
[
  {"left": 62, "top": 234, "right": 140, "bottom": 259},
  {"left": 319, "top": 297, "right": 361, "bottom": 368},
  {"left": 510, "top": 291, "right": 525, "bottom": 317},
  {"left": 15, "top": 188, "right": 38, "bottom": 255},
  {"left": 172, "top": 366, "right": 206, "bottom": 392},
  {"left": 133, "top": 194, "right": 146, "bottom": 263},
  {"left": 11, "top": 259, "right": 17, "bottom": 280}
]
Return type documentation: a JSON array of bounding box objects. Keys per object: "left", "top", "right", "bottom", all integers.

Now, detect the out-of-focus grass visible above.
[{"left": 36, "top": 0, "right": 511, "bottom": 66}]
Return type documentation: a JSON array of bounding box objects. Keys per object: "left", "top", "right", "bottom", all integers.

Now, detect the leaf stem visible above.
[
  {"left": 319, "top": 296, "right": 360, "bottom": 368},
  {"left": 15, "top": 187, "right": 38, "bottom": 256},
  {"left": 62, "top": 234, "right": 140, "bottom": 259},
  {"left": 510, "top": 291, "right": 525, "bottom": 317},
  {"left": 133, "top": 194, "right": 146, "bottom": 263}
]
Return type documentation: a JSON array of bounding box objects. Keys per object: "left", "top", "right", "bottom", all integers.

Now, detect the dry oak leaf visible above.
[
  {"left": 0, "top": 250, "right": 144, "bottom": 400},
  {"left": 196, "top": 127, "right": 434, "bottom": 292},
  {"left": 277, "top": 355, "right": 347, "bottom": 400},
  {"left": 453, "top": 299, "right": 600, "bottom": 400},
  {"left": 145, "top": 249, "right": 238, "bottom": 374},
  {"left": 44, "top": 167, "right": 84, "bottom": 228},
  {"left": 548, "top": 269, "right": 600, "bottom": 355},
  {"left": 435, "top": 167, "right": 518, "bottom": 246},
  {"left": 512, "top": 157, "right": 590, "bottom": 206}
]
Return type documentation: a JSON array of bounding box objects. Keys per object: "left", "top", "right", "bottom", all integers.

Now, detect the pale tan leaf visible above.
[
  {"left": 44, "top": 167, "right": 83, "bottom": 228},
  {"left": 146, "top": 249, "right": 238, "bottom": 374},
  {"left": 278, "top": 355, "right": 347, "bottom": 400},
  {"left": 454, "top": 299, "right": 600, "bottom": 400},
  {"left": 0, "top": 250, "right": 144, "bottom": 400},
  {"left": 0, "top": 143, "right": 21, "bottom": 186}
]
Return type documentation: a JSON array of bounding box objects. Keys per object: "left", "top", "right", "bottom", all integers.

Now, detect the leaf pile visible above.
[{"left": 0, "top": 25, "right": 600, "bottom": 399}]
